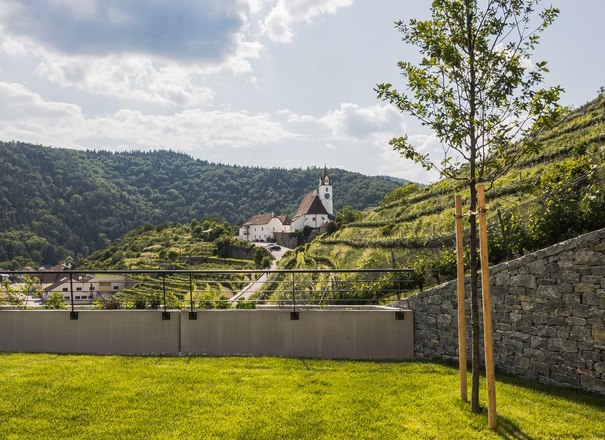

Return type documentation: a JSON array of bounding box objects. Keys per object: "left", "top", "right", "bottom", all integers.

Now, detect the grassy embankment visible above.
[{"left": 1, "top": 354, "right": 604, "bottom": 439}]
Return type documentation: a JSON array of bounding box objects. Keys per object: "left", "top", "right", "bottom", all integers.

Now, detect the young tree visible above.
[{"left": 376, "top": 0, "right": 561, "bottom": 412}]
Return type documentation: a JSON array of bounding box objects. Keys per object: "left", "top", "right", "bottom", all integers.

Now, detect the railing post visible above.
[
  {"left": 69, "top": 272, "right": 78, "bottom": 320},
  {"left": 290, "top": 272, "right": 299, "bottom": 320},
  {"left": 331, "top": 276, "right": 335, "bottom": 303},
  {"left": 395, "top": 277, "right": 404, "bottom": 320},
  {"left": 188, "top": 272, "right": 197, "bottom": 320},
  {"left": 161, "top": 273, "right": 170, "bottom": 320}
]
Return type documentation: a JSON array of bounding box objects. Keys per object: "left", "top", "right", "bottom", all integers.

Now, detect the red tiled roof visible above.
[
  {"left": 242, "top": 213, "right": 274, "bottom": 226},
  {"left": 243, "top": 213, "right": 291, "bottom": 226},
  {"left": 278, "top": 215, "right": 292, "bottom": 225}
]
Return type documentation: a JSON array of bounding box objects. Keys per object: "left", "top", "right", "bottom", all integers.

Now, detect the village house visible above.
[
  {"left": 238, "top": 213, "right": 293, "bottom": 242},
  {"left": 238, "top": 167, "right": 334, "bottom": 242},
  {"left": 42, "top": 275, "right": 131, "bottom": 302},
  {"left": 35, "top": 264, "right": 70, "bottom": 289}
]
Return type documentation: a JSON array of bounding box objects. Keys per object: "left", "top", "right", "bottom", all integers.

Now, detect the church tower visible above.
[{"left": 318, "top": 166, "right": 333, "bottom": 216}]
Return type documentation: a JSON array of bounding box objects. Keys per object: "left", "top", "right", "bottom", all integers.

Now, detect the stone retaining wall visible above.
[{"left": 400, "top": 227, "right": 605, "bottom": 395}]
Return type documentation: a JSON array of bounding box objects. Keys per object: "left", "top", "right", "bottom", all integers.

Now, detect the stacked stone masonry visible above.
[{"left": 400, "top": 227, "right": 605, "bottom": 395}]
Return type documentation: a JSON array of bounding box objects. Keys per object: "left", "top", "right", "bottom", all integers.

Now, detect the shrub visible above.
[
  {"left": 100, "top": 296, "right": 123, "bottom": 309},
  {"left": 236, "top": 300, "right": 256, "bottom": 309},
  {"left": 201, "top": 300, "right": 214, "bottom": 309},
  {"left": 381, "top": 223, "right": 395, "bottom": 236},
  {"left": 325, "top": 221, "right": 339, "bottom": 235},
  {"left": 43, "top": 292, "right": 66, "bottom": 309},
  {"left": 429, "top": 248, "right": 457, "bottom": 284},
  {"left": 254, "top": 247, "right": 271, "bottom": 268},
  {"left": 216, "top": 298, "right": 232, "bottom": 309}
]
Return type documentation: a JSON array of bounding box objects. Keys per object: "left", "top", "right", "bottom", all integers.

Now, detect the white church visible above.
[{"left": 238, "top": 167, "right": 334, "bottom": 242}]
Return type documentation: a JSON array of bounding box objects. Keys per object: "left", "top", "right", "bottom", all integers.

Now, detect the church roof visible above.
[{"left": 293, "top": 191, "right": 329, "bottom": 219}]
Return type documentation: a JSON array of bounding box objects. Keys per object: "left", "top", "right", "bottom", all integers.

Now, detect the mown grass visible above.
[{"left": 1, "top": 354, "right": 604, "bottom": 439}]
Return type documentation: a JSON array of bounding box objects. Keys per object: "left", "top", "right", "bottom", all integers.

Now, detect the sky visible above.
[{"left": 0, "top": 0, "right": 603, "bottom": 184}]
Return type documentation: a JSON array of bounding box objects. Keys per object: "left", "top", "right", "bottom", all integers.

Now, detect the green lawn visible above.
[{"left": 1, "top": 355, "right": 604, "bottom": 439}]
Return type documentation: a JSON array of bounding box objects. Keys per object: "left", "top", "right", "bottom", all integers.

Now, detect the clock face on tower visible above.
[{"left": 324, "top": 193, "right": 330, "bottom": 199}]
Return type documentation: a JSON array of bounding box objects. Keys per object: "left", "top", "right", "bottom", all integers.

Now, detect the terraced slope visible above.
[
  {"left": 303, "top": 96, "right": 605, "bottom": 287},
  {"left": 78, "top": 220, "right": 257, "bottom": 308}
]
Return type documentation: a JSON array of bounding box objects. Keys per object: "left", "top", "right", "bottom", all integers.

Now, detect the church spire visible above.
[
  {"left": 321, "top": 165, "right": 329, "bottom": 181},
  {"left": 318, "top": 165, "right": 333, "bottom": 215},
  {"left": 320, "top": 165, "right": 330, "bottom": 185}
]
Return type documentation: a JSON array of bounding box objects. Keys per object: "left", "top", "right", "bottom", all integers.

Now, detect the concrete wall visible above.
[
  {"left": 181, "top": 310, "right": 413, "bottom": 359},
  {"left": 0, "top": 309, "right": 413, "bottom": 360},
  {"left": 0, "top": 310, "right": 179, "bottom": 355},
  {"left": 400, "top": 227, "right": 605, "bottom": 395}
]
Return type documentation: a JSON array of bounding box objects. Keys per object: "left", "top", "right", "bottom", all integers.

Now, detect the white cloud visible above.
[
  {"left": 377, "top": 133, "right": 443, "bottom": 184},
  {"left": 320, "top": 102, "right": 406, "bottom": 143},
  {"left": 263, "top": 0, "right": 353, "bottom": 43},
  {"left": 0, "top": 82, "right": 297, "bottom": 151},
  {"left": 0, "top": 30, "right": 27, "bottom": 56},
  {"left": 0, "top": 82, "right": 89, "bottom": 145},
  {"left": 0, "top": 35, "right": 262, "bottom": 107},
  {"left": 36, "top": 54, "right": 216, "bottom": 107},
  {"left": 246, "top": 0, "right": 274, "bottom": 14}
]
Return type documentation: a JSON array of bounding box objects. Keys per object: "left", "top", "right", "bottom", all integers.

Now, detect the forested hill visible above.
[{"left": 0, "top": 142, "right": 403, "bottom": 268}]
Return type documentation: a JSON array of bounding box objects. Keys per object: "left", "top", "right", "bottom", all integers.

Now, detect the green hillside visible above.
[
  {"left": 291, "top": 95, "right": 605, "bottom": 295},
  {"left": 77, "top": 219, "right": 263, "bottom": 309},
  {"left": 0, "top": 143, "right": 402, "bottom": 268}
]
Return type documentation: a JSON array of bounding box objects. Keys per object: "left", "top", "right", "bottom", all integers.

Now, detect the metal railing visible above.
[{"left": 0, "top": 268, "right": 414, "bottom": 319}]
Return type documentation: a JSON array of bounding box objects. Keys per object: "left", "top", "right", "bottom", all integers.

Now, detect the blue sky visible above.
[{"left": 0, "top": 0, "right": 602, "bottom": 183}]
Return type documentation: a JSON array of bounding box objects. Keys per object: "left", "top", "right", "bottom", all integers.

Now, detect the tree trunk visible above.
[{"left": 465, "top": 0, "right": 481, "bottom": 413}]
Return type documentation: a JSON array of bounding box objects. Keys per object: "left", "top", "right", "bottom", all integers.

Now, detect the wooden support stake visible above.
[
  {"left": 478, "top": 184, "right": 497, "bottom": 431},
  {"left": 454, "top": 195, "right": 467, "bottom": 402}
]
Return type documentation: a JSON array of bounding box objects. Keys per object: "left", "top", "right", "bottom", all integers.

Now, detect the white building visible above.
[
  {"left": 238, "top": 167, "right": 334, "bottom": 242},
  {"left": 238, "top": 214, "right": 293, "bottom": 242},
  {"left": 42, "top": 275, "right": 131, "bottom": 302}
]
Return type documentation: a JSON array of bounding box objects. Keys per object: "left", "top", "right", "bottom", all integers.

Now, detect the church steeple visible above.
[
  {"left": 320, "top": 165, "right": 330, "bottom": 186},
  {"left": 318, "top": 165, "right": 333, "bottom": 215}
]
